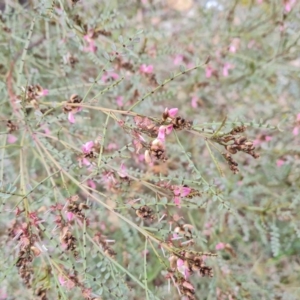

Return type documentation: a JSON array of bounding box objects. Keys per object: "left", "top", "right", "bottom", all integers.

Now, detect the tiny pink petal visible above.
[
  {"left": 168, "top": 108, "right": 178, "bottom": 118},
  {"left": 140, "top": 64, "right": 153, "bottom": 74},
  {"left": 82, "top": 158, "right": 91, "bottom": 166},
  {"left": 87, "top": 179, "right": 96, "bottom": 189},
  {"left": 191, "top": 96, "right": 198, "bottom": 108},
  {"left": 8, "top": 134, "right": 17, "bottom": 144},
  {"left": 58, "top": 275, "right": 66, "bottom": 286},
  {"left": 253, "top": 139, "right": 260, "bottom": 146},
  {"left": 177, "top": 258, "right": 184, "bottom": 268},
  {"left": 68, "top": 112, "right": 75, "bottom": 124},
  {"left": 82, "top": 141, "right": 94, "bottom": 153},
  {"left": 181, "top": 187, "right": 191, "bottom": 197},
  {"left": 157, "top": 126, "right": 166, "bottom": 141},
  {"left": 284, "top": 0, "right": 295, "bottom": 12},
  {"left": 116, "top": 96, "right": 123, "bottom": 107},
  {"left": 173, "top": 187, "right": 180, "bottom": 196},
  {"left": 174, "top": 196, "right": 181, "bottom": 206},
  {"left": 67, "top": 212, "right": 74, "bottom": 222},
  {"left": 165, "top": 124, "right": 173, "bottom": 135},
  {"left": 205, "top": 65, "right": 213, "bottom": 78},
  {"left": 293, "top": 127, "right": 299, "bottom": 136},
  {"left": 216, "top": 242, "right": 225, "bottom": 250},
  {"left": 265, "top": 136, "right": 272, "bottom": 142},
  {"left": 223, "top": 63, "right": 234, "bottom": 77},
  {"left": 297, "top": 113, "right": 300, "bottom": 121},
  {"left": 172, "top": 233, "right": 179, "bottom": 239},
  {"left": 43, "top": 126, "right": 51, "bottom": 135},
  {"left": 173, "top": 55, "right": 183, "bottom": 65},
  {"left": 41, "top": 89, "right": 49, "bottom": 96},
  {"left": 107, "top": 143, "right": 118, "bottom": 150},
  {"left": 276, "top": 159, "right": 285, "bottom": 167},
  {"left": 102, "top": 72, "right": 119, "bottom": 82},
  {"left": 229, "top": 45, "right": 236, "bottom": 53},
  {"left": 118, "top": 163, "right": 128, "bottom": 178}
]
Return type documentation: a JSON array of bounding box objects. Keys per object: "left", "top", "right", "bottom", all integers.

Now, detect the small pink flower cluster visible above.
[
  {"left": 215, "top": 242, "right": 225, "bottom": 250},
  {"left": 80, "top": 141, "right": 94, "bottom": 166},
  {"left": 205, "top": 63, "right": 234, "bottom": 78},
  {"left": 144, "top": 108, "right": 178, "bottom": 164},
  {"left": 139, "top": 64, "right": 153, "bottom": 74},
  {"left": 83, "top": 31, "right": 97, "bottom": 53},
  {"left": 102, "top": 71, "right": 119, "bottom": 83},
  {"left": 173, "top": 186, "right": 191, "bottom": 207}
]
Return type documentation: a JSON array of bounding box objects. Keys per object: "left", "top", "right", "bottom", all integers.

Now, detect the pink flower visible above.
[
  {"left": 264, "top": 136, "right": 272, "bottom": 142},
  {"left": 83, "top": 33, "right": 97, "bottom": 53},
  {"left": 68, "top": 112, "right": 75, "bottom": 124},
  {"left": 293, "top": 113, "right": 300, "bottom": 135},
  {"left": 66, "top": 212, "right": 74, "bottom": 222},
  {"left": 205, "top": 65, "right": 213, "bottom": 78},
  {"left": 116, "top": 96, "right": 123, "bottom": 107},
  {"left": 168, "top": 108, "right": 178, "bottom": 118},
  {"left": 222, "top": 63, "right": 234, "bottom": 77},
  {"left": 8, "top": 134, "right": 17, "bottom": 144},
  {"left": 38, "top": 89, "right": 49, "bottom": 97},
  {"left": 177, "top": 258, "right": 190, "bottom": 279},
  {"left": 107, "top": 143, "right": 118, "bottom": 150},
  {"left": 81, "top": 157, "right": 91, "bottom": 167},
  {"left": 229, "top": 38, "right": 240, "bottom": 53},
  {"left": 58, "top": 275, "right": 75, "bottom": 290},
  {"left": 276, "top": 159, "right": 285, "bottom": 167},
  {"left": 173, "top": 186, "right": 191, "bottom": 207},
  {"left": 82, "top": 141, "right": 94, "bottom": 154},
  {"left": 139, "top": 64, "right": 153, "bottom": 74},
  {"left": 174, "top": 186, "right": 191, "bottom": 197},
  {"left": 42, "top": 125, "right": 51, "bottom": 135},
  {"left": 257, "top": 0, "right": 263, "bottom": 3},
  {"left": 58, "top": 275, "right": 66, "bottom": 286},
  {"left": 165, "top": 124, "right": 173, "bottom": 135},
  {"left": 138, "top": 154, "right": 144, "bottom": 161},
  {"left": 157, "top": 125, "right": 173, "bottom": 142},
  {"left": 87, "top": 179, "right": 96, "bottom": 189},
  {"left": 174, "top": 196, "right": 181, "bottom": 206},
  {"left": 67, "top": 105, "right": 82, "bottom": 124},
  {"left": 157, "top": 126, "right": 166, "bottom": 141},
  {"left": 216, "top": 242, "right": 225, "bottom": 250},
  {"left": 102, "top": 72, "right": 119, "bottom": 82},
  {"left": 173, "top": 55, "right": 184, "bottom": 65},
  {"left": 191, "top": 96, "right": 198, "bottom": 108},
  {"left": 118, "top": 163, "right": 128, "bottom": 178},
  {"left": 284, "top": 0, "right": 296, "bottom": 12}
]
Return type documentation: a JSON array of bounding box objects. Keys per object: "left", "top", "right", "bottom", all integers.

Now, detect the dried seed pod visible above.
[
  {"left": 136, "top": 205, "right": 154, "bottom": 220},
  {"left": 7, "top": 120, "right": 18, "bottom": 133},
  {"left": 169, "top": 255, "right": 177, "bottom": 270},
  {"left": 225, "top": 145, "right": 237, "bottom": 154},
  {"left": 235, "top": 136, "right": 247, "bottom": 145},
  {"left": 104, "top": 247, "right": 116, "bottom": 259}
]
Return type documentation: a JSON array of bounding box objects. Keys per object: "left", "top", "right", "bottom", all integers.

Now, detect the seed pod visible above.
[
  {"left": 235, "top": 136, "right": 247, "bottom": 145},
  {"left": 226, "top": 145, "right": 237, "bottom": 154}
]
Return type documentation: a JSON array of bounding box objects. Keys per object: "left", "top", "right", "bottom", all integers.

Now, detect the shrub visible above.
[{"left": 0, "top": 1, "right": 299, "bottom": 299}]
